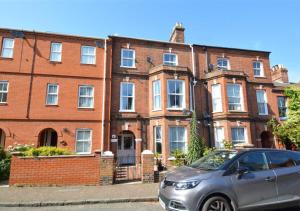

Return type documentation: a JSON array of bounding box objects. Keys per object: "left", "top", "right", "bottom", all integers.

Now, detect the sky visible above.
[{"left": 0, "top": 0, "right": 299, "bottom": 82}]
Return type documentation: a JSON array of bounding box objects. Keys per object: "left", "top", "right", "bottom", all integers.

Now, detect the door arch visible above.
[
  {"left": 38, "top": 128, "right": 58, "bottom": 147},
  {"left": 117, "top": 130, "right": 136, "bottom": 165},
  {"left": 0, "top": 129, "right": 5, "bottom": 148},
  {"left": 261, "top": 131, "right": 274, "bottom": 148}
]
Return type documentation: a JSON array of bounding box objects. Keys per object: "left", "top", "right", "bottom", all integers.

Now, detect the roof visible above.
[{"left": 193, "top": 44, "right": 271, "bottom": 54}]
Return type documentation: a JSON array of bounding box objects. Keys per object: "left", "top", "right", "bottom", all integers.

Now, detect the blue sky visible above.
[{"left": 1, "top": 0, "right": 299, "bottom": 82}]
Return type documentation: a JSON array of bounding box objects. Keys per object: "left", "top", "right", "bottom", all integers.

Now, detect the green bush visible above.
[
  {"left": 171, "top": 149, "right": 186, "bottom": 167},
  {"left": 0, "top": 147, "right": 11, "bottom": 181},
  {"left": 23, "top": 146, "right": 72, "bottom": 157}
]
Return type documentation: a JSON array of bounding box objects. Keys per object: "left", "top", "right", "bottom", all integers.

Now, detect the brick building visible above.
[{"left": 0, "top": 24, "right": 290, "bottom": 165}]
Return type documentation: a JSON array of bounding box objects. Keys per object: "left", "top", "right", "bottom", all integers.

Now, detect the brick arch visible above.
[
  {"left": 34, "top": 127, "right": 63, "bottom": 137},
  {"left": 0, "top": 127, "right": 11, "bottom": 137}
]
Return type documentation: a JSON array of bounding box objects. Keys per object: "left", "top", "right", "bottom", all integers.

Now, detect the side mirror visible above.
[{"left": 237, "top": 166, "right": 249, "bottom": 179}]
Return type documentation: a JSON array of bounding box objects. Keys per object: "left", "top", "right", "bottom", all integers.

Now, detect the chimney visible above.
[
  {"left": 271, "top": 64, "right": 289, "bottom": 83},
  {"left": 169, "top": 22, "right": 185, "bottom": 43}
]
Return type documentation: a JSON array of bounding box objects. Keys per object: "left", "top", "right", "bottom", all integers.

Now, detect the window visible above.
[
  {"left": 227, "top": 84, "right": 242, "bottom": 111},
  {"left": 212, "top": 84, "right": 222, "bottom": 112},
  {"left": 214, "top": 127, "right": 224, "bottom": 149},
  {"left": 76, "top": 129, "right": 92, "bottom": 154},
  {"left": 78, "top": 86, "right": 94, "bottom": 108},
  {"left": 217, "top": 58, "right": 229, "bottom": 70},
  {"left": 46, "top": 84, "right": 59, "bottom": 105},
  {"left": 253, "top": 61, "right": 264, "bottom": 77},
  {"left": 167, "top": 80, "right": 185, "bottom": 109},
  {"left": 121, "top": 49, "right": 135, "bottom": 68},
  {"left": 50, "top": 42, "right": 62, "bottom": 62},
  {"left": 153, "top": 80, "right": 161, "bottom": 110},
  {"left": 81, "top": 46, "right": 96, "bottom": 64},
  {"left": 154, "top": 126, "right": 162, "bottom": 154},
  {"left": 163, "top": 53, "right": 177, "bottom": 66},
  {"left": 238, "top": 152, "right": 269, "bottom": 172},
  {"left": 169, "top": 126, "right": 186, "bottom": 153},
  {"left": 267, "top": 151, "right": 295, "bottom": 169},
  {"left": 1, "top": 38, "right": 14, "bottom": 58},
  {"left": 278, "top": 96, "right": 287, "bottom": 119},
  {"left": 231, "top": 127, "right": 246, "bottom": 144},
  {"left": 0, "top": 81, "right": 8, "bottom": 103},
  {"left": 120, "top": 82, "right": 134, "bottom": 111},
  {"left": 256, "top": 90, "right": 268, "bottom": 115}
]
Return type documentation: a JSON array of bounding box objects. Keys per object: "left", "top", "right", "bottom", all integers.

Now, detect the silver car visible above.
[{"left": 159, "top": 149, "right": 300, "bottom": 211}]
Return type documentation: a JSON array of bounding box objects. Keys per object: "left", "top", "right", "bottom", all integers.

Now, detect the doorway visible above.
[
  {"left": 0, "top": 129, "right": 5, "bottom": 148},
  {"left": 39, "top": 128, "right": 58, "bottom": 147},
  {"left": 261, "top": 131, "right": 274, "bottom": 148},
  {"left": 117, "top": 131, "right": 135, "bottom": 165}
]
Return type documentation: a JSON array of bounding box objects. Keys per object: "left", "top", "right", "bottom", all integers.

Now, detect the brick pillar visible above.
[
  {"left": 135, "top": 138, "right": 142, "bottom": 164},
  {"left": 141, "top": 150, "right": 154, "bottom": 183},
  {"left": 99, "top": 151, "right": 114, "bottom": 185}
]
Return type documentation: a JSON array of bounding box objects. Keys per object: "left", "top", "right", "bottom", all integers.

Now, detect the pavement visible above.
[{"left": 0, "top": 182, "right": 159, "bottom": 207}]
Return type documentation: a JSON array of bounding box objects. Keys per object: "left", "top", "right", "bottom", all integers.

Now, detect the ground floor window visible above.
[
  {"left": 214, "top": 127, "right": 224, "bottom": 149},
  {"left": 154, "top": 126, "right": 162, "bottom": 154},
  {"left": 231, "top": 127, "right": 246, "bottom": 145},
  {"left": 169, "top": 126, "right": 186, "bottom": 154},
  {"left": 76, "top": 129, "right": 92, "bottom": 154}
]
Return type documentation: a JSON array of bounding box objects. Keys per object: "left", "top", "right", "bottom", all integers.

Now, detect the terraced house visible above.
[{"left": 0, "top": 24, "right": 291, "bottom": 166}]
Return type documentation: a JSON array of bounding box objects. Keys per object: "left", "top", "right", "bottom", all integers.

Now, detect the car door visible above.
[
  {"left": 230, "top": 151, "right": 277, "bottom": 209},
  {"left": 267, "top": 151, "right": 300, "bottom": 202}
]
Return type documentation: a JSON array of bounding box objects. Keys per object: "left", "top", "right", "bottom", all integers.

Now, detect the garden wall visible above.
[{"left": 9, "top": 154, "right": 100, "bottom": 186}]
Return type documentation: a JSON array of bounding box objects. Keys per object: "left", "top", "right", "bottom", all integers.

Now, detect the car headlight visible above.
[{"left": 175, "top": 180, "right": 200, "bottom": 190}]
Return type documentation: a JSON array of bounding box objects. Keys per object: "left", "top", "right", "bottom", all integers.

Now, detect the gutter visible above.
[
  {"left": 189, "top": 44, "right": 196, "bottom": 111},
  {"left": 101, "top": 39, "right": 107, "bottom": 152}
]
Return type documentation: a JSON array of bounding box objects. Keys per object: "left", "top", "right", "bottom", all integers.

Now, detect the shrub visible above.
[
  {"left": 23, "top": 146, "right": 72, "bottom": 157},
  {"left": 7, "top": 144, "right": 34, "bottom": 153},
  {"left": 0, "top": 147, "right": 11, "bottom": 181},
  {"left": 171, "top": 149, "right": 186, "bottom": 167}
]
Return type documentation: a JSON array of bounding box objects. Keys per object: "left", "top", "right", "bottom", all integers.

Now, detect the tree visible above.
[
  {"left": 268, "top": 86, "right": 300, "bottom": 146},
  {"left": 186, "top": 112, "right": 205, "bottom": 164}
]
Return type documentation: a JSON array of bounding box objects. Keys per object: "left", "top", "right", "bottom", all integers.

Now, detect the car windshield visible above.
[{"left": 189, "top": 150, "right": 238, "bottom": 170}]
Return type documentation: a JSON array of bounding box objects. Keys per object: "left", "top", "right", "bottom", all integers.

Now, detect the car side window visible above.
[
  {"left": 238, "top": 152, "right": 269, "bottom": 172},
  {"left": 289, "top": 151, "right": 300, "bottom": 166},
  {"left": 267, "top": 151, "right": 296, "bottom": 169}
]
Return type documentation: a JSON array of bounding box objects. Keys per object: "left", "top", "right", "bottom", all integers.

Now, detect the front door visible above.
[{"left": 117, "top": 133, "right": 135, "bottom": 165}]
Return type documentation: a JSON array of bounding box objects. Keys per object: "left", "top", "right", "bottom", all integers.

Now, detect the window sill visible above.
[
  {"left": 228, "top": 110, "right": 246, "bottom": 113},
  {"left": 279, "top": 117, "right": 288, "bottom": 121},
  {"left": 76, "top": 152, "right": 92, "bottom": 155},
  {"left": 78, "top": 107, "right": 95, "bottom": 111},
  {"left": 0, "top": 57, "right": 13, "bottom": 60},
  {"left": 212, "top": 111, "right": 223, "bottom": 114},
  {"left": 152, "top": 109, "right": 162, "bottom": 112},
  {"left": 120, "top": 66, "right": 137, "bottom": 69},
  {"left": 45, "top": 104, "right": 59, "bottom": 107},
  {"left": 254, "top": 76, "right": 266, "bottom": 78},
  {"left": 50, "top": 61, "right": 62, "bottom": 64},
  {"left": 0, "top": 102, "right": 8, "bottom": 106},
  {"left": 119, "top": 110, "right": 136, "bottom": 113},
  {"left": 167, "top": 108, "right": 184, "bottom": 111},
  {"left": 258, "top": 113, "right": 269, "bottom": 116},
  {"left": 80, "top": 63, "right": 96, "bottom": 66}
]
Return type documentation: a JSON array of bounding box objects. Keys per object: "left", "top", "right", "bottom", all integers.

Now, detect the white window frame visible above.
[
  {"left": 231, "top": 127, "right": 247, "bottom": 145},
  {"left": 121, "top": 49, "right": 135, "bottom": 68},
  {"left": 78, "top": 85, "right": 94, "bottom": 108},
  {"left": 163, "top": 53, "right": 178, "bottom": 66},
  {"left": 256, "top": 90, "right": 268, "bottom": 115},
  {"left": 152, "top": 80, "right": 161, "bottom": 110},
  {"left": 212, "top": 84, "right": 223, "bottom": 112},
  {"left": 1, "top": 38, "right": 14, "bottom": 58},
  {"left": 50, "top": 42, "right": 62, "bottom": 62},
  {"left": 278, "top": 96, "right": 288, "bottom": 120},
  {"left": 214, "top": 127, "right": 224, "bottom": 149},
  {"left": 169, "top": 126, "right": 187, "bottom": 154},
  {"left": 75, "top": 129, "right": 92, "bottom": 154},
  {"left": 0, "top": 81, "right": 9, "bottom": 104},
  {"left": 217, "top": 58, "right": 230, "bottom": 70},
  {"left": 46, "top": 83, "right": 59, "bottom": 105},
  {"left": 81, "top": 46, "right": 96, "bottom": 64},
  {"left": 253, "top": 61, "right": 264, "bottom": 77},
  {"left": 154, "top": 126, "right": 162, "bottom": 154},
  {"left": 227, "top": 84, "right": 243, "bottom": 111},
  {"left": 167, "top": 80, "right": 185, "bottom": 110},
  {"left": 120, "top": 82, "right": 135, "bottom": 112}
]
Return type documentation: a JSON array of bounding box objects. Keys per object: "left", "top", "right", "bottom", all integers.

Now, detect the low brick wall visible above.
[{"left": 9, "top": 154, "right": 101, "bottom": 186}]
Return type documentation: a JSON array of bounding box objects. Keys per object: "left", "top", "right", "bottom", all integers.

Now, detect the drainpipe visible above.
[
  {"left": 189, "top": 44, "right": 196, "bottom": 111},
  {"left": 101, "top": 39, "right": 107, "bottom": 153}
]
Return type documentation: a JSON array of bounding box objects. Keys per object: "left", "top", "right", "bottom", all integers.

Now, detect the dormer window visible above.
[
  {"left": 253, "top": 61, "right": 264, "bottom": 77},
  {"left": 163, "top": 53, "right": 178, "bottom": 66},
  {"left": 217, "top": 58, "right": 229, "bottom": 70},
  {"left": 121, "top": 49, "right": 135, "bottom": 68}
]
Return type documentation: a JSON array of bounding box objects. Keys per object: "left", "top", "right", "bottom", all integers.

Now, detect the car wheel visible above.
[{"left": 201, "top": 196, "right": 232, "bottom": 211}]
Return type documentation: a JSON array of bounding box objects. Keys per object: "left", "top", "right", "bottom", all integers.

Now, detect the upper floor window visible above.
[
  {"left": 169, "top": 126, "right": 186, "bottom": 153},
  {"left": 78, "top": 85, "right": 94, "bottom": 108},
  {"left": 217, "top": 58, "right": 229, "bottom": 70},
  {"left": 212, "top": 84, "right": 222, "bottom": 112},
  {"left": 227, "top": 84, "right": 242, "bottom": 111},
  {"left": 76, "top": 129, "right": 92, "bottom": 154},
  {"left": 81, "top": 46, "right": 96, "bottom": 64},
  {"left": 1, "top": 38, "right": 14, "bottom": 58},
  {"left": 153, "top": 80, "right": 161, "bottom": 110},
  {"left": 163, "top": 53, "right": 178, "bottom": 66},
  {"left": 50, "top": 42, "right": 62, "bottom": 62},
  {"left": 121, "top": 49, "right": 135, "bottom": 68},
  {"left": 46, "top": 84, "right": 59, "bottom": 105},
  {"left": 231, "top": 127, "right": 246, "bottom": 145},
  {"left": 278, "top": 96, "right": 287, "bottom": 119},
  {"left": 256, "top": 90, "right": 268, "bottom": 115},
  {"left": 0, "top": 81, "right": 9, "bottom": 103},
  {"left": 154, "top": 126, "right": 162, "bottom": 154},
  {"left": 167, "top": 80, "right": 185, "bottom": 109},
  {"left": 120, "top": 82, "right": 134, "bottom": 111},
  {"left": 253, "top": 61, "right": 264, "bottom": 77}
]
